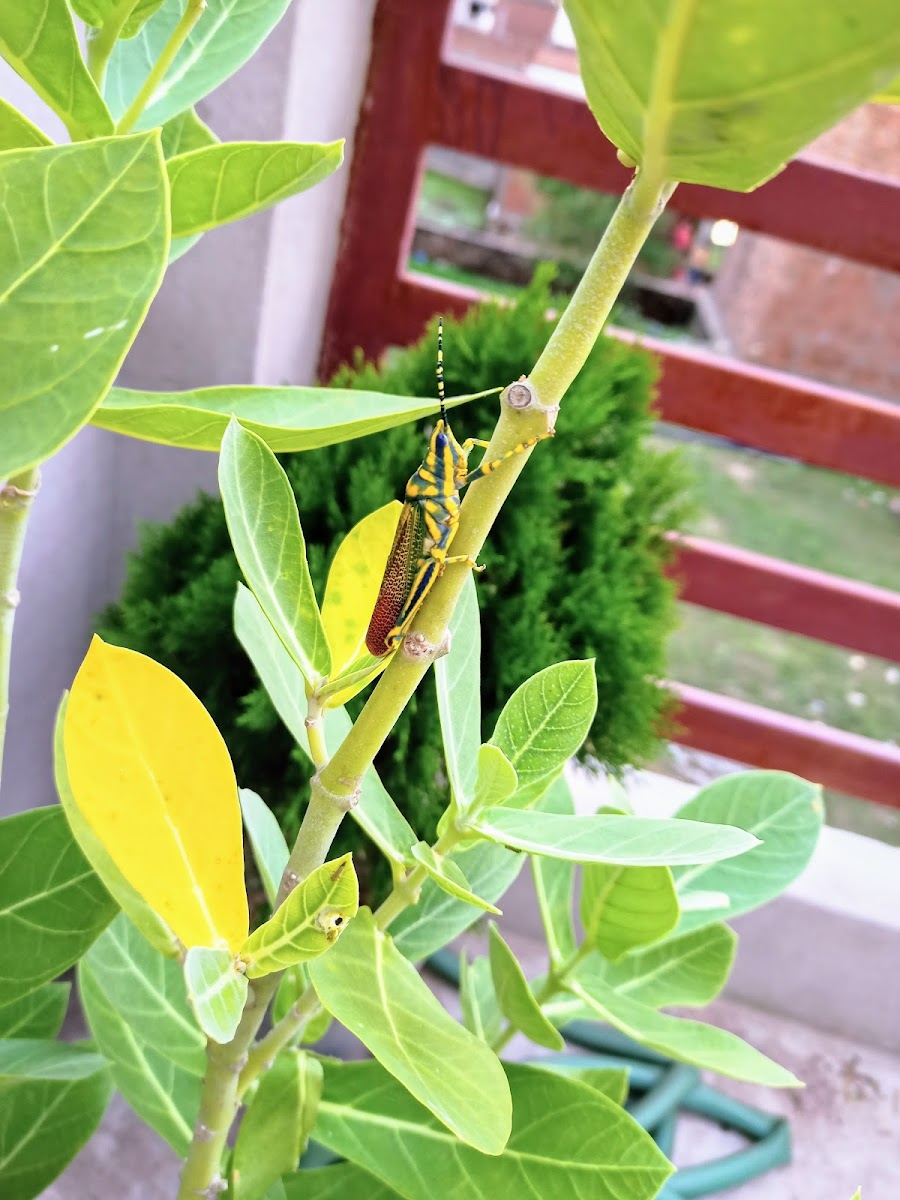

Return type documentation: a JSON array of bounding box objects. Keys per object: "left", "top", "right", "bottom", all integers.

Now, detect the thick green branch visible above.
[
  {"left": 0, "top": 466, "right": 39, "bottom": 793},
  {"left": 117, "top": 0, "right": 207, "bottom": 134}
]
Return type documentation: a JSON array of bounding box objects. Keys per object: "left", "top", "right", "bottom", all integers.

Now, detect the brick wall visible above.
[{"left": 713, "top": 104, "right": 900, "bottom": 401}]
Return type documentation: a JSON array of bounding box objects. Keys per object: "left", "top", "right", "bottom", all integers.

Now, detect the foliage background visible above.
[{"left": 99, "top": 269, "right": 692, "bottom": 896}]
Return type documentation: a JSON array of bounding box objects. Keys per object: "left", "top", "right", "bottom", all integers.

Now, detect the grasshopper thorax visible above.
[{"left": 405, "top": 417, "right": 467, "bottom": 501}]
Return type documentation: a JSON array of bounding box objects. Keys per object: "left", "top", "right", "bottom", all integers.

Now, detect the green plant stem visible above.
[
  {"left": 181, "top": 170, "right": 671, "bottom": 1192},
  {"left": 86, "top": 0, "right": 142, "bottom": 86},
  {"left": 529, "top": 171, "right": 675, "bottom": 407},
  {"left": 116, "top": 0, "right": 207, "bottom": 134},
  {"left": 0, "top": 466, "right": 39, "bottom": 794}
]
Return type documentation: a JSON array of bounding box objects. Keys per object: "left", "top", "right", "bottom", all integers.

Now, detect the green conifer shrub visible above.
[{"left": 98, "top": 269, "right": 692, "bottom": 897}]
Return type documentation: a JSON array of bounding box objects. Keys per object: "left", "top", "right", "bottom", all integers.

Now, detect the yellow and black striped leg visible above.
[
  {"left": 463, "top": 430, "right": 555, "bottom": 485},
  {"left": 461, "top": 438, "right": 491, "bottom": 455}
]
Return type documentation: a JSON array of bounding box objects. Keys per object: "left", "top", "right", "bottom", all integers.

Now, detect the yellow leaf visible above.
[
  {"left": 64, "top": 637, "right": 248, "bottom": 951},
  {"left": 322, "top": 500, "right": 402, "bottom": 675}
]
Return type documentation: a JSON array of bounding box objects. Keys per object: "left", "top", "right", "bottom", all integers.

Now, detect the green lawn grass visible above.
[{"left": 418, "top": 170, "right": 490, "bottom": 230}]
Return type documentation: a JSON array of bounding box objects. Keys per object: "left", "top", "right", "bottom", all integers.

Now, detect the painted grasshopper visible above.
[{"left": 365, "top": 318, "right": 553, "bottom": 656}]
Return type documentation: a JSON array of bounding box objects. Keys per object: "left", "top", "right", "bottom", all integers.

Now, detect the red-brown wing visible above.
[{"left": 365, "top": 502, "right": 427, "bottom": 655}]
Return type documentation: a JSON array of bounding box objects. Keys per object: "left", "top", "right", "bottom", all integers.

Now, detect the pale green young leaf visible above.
[
  {"left": 93, "top": 384, "right": 498, "bottom": 450},
  {"left": 564, "top": 0, "right": 900, "bottom": 192},
  {"left": 544, "top": 922, "right": 737, "bottom": 1025},
  {"left": 672, "top": 771, "right": 824, "bottom": 933},
  {"left": 0, "top": 983, "right": 69, "bottom": 1039},
  {"left": 73, "top": 0, "right": 167, "bottom": 39},
  {"left": 851, "top": 1189, "right": 862, "bottom": 1199},
  {"left": 434, "top": 572, "right": 481, "bottom": 807},
  {"left": 168, "top": 140, "right": 343, "bottom": 238},
  {"left": 0, "top": 135, "right": 169, "bottom": 479},
  {"left": 471, "top": 744, "right": 518, "bottom": 811},
  {"left": 220, "top": 419, "right": 331, "bottom": 687},
  {"left": 472, "top": 807, "right": 758, "bottom": 865},
  {"left": 272, "top": 965, "right": 332, "bottom": 1044},
  {"left": 240, "top": 788, "right": 289, "bottom": 909},
  {"left": 82, "top": 914, "right": 205, "bottom": 1075},
  {"left": 0, "top": 1040, "right": 112, "bottom": 1200},
  {"left": 580, "top": 863, "right": 679, "bottom": 961},
  {"left": 0, "top": 807, "right": 116, "bottom": 1008},
  {"left": 536, "top": 1062, "right": 629, "bottom": 1105},
  {"left": 309, "top": 908, "right": 511, "bottom": 1154},
  {"left": 160, "top": 108, "right": 218, "bottom": 158},
  {"left": 183, "top": 947, "right": 248, "bottom": 1043},
  {"left": 459, "top": 955, "right": 502, "bottom": 1046},
  {"left": 284, "top": 1164, "right": 403, "bottom": 1200},
  {"left": 0, "top": 97, "right": 51, "bottom": 150},
  {"left": 490, "top": 660, "right": 597, "bottom": 798},
  {"left": 599, "top": 922, "right": 737, "bottom": 1009},
  {"left": 314, "top": 1059, "right": 673, "bottom": 1200},
  {"left": 390, "top": 841, "right": 524, "bottom": 961},
  {"left": 233, "top": 1051, "right": 322, "bottom": 1200},
  {"left": 530, "top": 775, "right": 577, "bottom": 968},
  {"left": 104, "top": 0, "right": 293, "bottom": 128},
  {"left": 241, "top": 855, "right": 359, "bottom": 978},
  {"left": 0, "top": 1, "right": 113, "bottom": 139},
  {"left": 234, "top": 585, "right": 416, "bottom": 866},
  {"left": 79, "top": 961, "right": 200, "bottom": 1155},
  {"left": 569, "top": 960, "right": 799, "bottom": 1086},
  {"left": 409, "top": 843, "right": 501, "bottom": 914},
  {"left": 55, "top": 695, "right": 180, "bottom": 959},
  {"left": 488, "top": 924, "right": 563, "bottom": 1051}
]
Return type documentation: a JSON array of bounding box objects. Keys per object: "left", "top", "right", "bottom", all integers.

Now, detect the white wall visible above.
[{"left": 1, "top": 0, "right": 376, "bottom": 814}]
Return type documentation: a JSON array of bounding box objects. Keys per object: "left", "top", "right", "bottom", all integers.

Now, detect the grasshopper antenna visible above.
[{"left": 436, "top": 315, "right": 446, "bottom": 423}]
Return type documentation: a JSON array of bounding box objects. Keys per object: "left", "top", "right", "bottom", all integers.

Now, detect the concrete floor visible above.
[{"left": 46, "top": 964, "right": 900, "bottom": 1199}]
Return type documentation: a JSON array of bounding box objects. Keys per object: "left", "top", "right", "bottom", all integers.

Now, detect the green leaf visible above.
[
  {"left": 309, "top": 908, "right": 511, "bottom": 1154},
  {"left": 0, "top": 807, "right": 116, "bottom": 1008},
  {"left": 580, "top": 862, "right": 679, "bottom": 961},
  {"left": 530, "top": 776, "right": 577, "bottom": 969},
  {"left": 241, "top": 855, "right": 359, "bottom": 978},
  {"left": 79, "top": 960, "right": 200, "bottom": 1155},
  {"left": 82, "top": 913, "right": 206, "bottom": 1075},
  {"left": 0, "top": 1, "right": 113, "bottom": 140},
  {"left": 184, "top": 947, "right": 248, "bottom": 1043},
  {"left": 104, "top": 0, "right": 293, "bottom": 129},
  {"left": 409, "top": 843, "right": 501, "bottom": 914},
  {"left": 0, "top": 97, "right": 50, "bottom": 150},
  {"left": 471, "top": 744, "right": 518, "bottom": 811},
  {"left": 0, "top": 134, "right": 169, "bottom": 478},
  {"left": 234, "top": 583, "right": 417, "bottom": 867},
  {"left": 434, "top": 572, "right": 481, "bottom": 807},
  {"left": 284, "top": 1163, "right": 403, "bottom": 1200},
  {"left": 488, "top": 924, "right": 563, "bottom": 1051},
  {"left": 874, "top": 76, "right": 900, "bottom": 102},
  {"left": 563, "top": 0, "right": 900, "bottom": 192},
  {"left": 168, "top": 140, "right": 343, "bottom": 238},
  {"left": 0, "top": 984, "right": 69, "bottom": 1039},
  {"left": 569, "top": 959, "right": 799, "bottom": 1087},
  {"left": 55, "top": 695, "right": 180, "bottom": 959},
  {"left": 0, "top": 1039, "right": 112, "bottom": 1200},
  {"left": 490, "top": 660, "right": 598, "bottom": 798},
  {"left": 459, "top": 954, "right": 502, "bottom": 1046},
  {"left": 314, "top": 1059, "right": 673, "bottom": 1200},
  {"left": 93, "top": 383, "right": 497, "bottom": 451},
  {"left": 851, "top": 1189, "right": 862, "bottom": 1199},
  {"left": 240, "top": 788, "right": 289, "bottom": 909},
  {"left": 220, "top": 419, "right": 331, "bottom": 687},
  {"left": 73, "top": 0, "right": 167, "bottom": 39},
  {"left": 536, "top": 1062, "right": 629, "bottom": 1105},
  {"left": 160, "top": 108, "right": 218, "bottom": 157},
  {"left": 672, "top": 771, "right": 824, "bottom": 933},
  {"left": 390, "top": 841, "right": 524, "bottom": 961},
  {"left": 233, "top": 1051, "right": 322, "bottom": 1200},
  {"left": 471, "top": 807, "right": 758, "bottom": 865}
]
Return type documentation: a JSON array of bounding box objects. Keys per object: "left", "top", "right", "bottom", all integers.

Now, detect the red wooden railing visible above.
[{"left": 320, "top": 0, "right": 900, "bottom": 809}]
